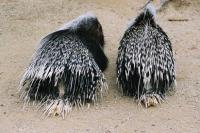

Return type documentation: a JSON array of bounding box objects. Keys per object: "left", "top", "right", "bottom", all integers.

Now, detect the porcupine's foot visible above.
[
  {"left": 42, "top": 99, "right": 72, "bottom": 118},
  {"left": 138, "top": 94, "right": 164, "bottom": 108}
]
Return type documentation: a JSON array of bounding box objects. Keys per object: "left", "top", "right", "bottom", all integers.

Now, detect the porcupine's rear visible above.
[
  {"left": 116, "top": 4, "right": 176, "bottom": 107},
  {"left": 20, "top": 13, "right": 108, "bottom": 117}
]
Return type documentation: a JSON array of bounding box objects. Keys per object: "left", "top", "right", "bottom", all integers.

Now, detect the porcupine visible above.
[
  {"left": 19, "top": 13, "right": 108, "bottom": 117},
  {"left": 116, "top": 4, "right": 176, "bottom": 107}
]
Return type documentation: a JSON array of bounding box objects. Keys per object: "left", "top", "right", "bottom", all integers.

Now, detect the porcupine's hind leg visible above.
[
  {"left": 138, "top": 72, "right": 175, "bottom": 108},
  {"left": 42, "top": 98, "right": 72, "bottom": 118},
  {"left": 20, "top": 76, "right": 60, "bottom": 105},
  {"left": 42, "top": 70, "right": 97, "bottom": 118},
  {"left": 28, "top": 78, "right": 59, "bottom": 101},
  {"left": 139, "top": 93, "right": 164, "bottom": 108},
  {"left": 117, "top": 66, "right": 164, "bottom": 108},
  {"left": 40, "top": 79, "right": 72, "bottom": 118}
]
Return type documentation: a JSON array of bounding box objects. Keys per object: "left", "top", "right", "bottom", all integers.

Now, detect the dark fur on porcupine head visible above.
[
  {"left": 19, "top": 13, "right": 108, "bottom": 116},
  {"left": 73, "top": 16, "right": 108, "bottom": 71},
  {"left": 116, "top": 4, "right": 176, "bottom": 105}
]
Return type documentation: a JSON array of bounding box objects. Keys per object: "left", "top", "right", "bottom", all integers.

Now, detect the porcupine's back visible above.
[
  {"left": 117, "top": 5, "right": 176, "bottom": 97},
  {"left": 20, "top": 29, "right": 106, "bottom": 102}
]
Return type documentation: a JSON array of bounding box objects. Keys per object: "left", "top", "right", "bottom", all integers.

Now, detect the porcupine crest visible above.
[
  {"left": 116, "top": 4, "right": 176, "bottom": 106},
  {"left": 19, "top": 13, "right": 108, "bottom": 117}
]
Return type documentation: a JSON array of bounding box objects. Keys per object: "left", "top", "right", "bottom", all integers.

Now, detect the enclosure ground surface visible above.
[{"left": 0, "top": 0, "right": 200, "bottom": 132}]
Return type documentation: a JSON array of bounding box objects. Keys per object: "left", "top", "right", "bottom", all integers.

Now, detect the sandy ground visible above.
[{"left": 0, "top": 0, "right": 200, "bottom": 132}]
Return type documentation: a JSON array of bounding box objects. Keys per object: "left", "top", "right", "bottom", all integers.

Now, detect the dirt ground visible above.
[{"left": 0, "top": 0, "right": 200, "bottom": 132}]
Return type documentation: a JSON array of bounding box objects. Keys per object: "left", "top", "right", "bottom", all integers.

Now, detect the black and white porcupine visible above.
[
  {"left": 20, "top": 13, "right": 108, "bottom": 117},
  {"left": 116, "top": 4, "right": 176, "bottom": 107}
]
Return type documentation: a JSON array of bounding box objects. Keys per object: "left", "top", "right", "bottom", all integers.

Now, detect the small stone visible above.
[
  {"left": 86, "top": 129, "right": 90, "bottom": 131},
  {"left": 105, "top": 130, "right": 112, "bottom": 133},
  {"left": 151, "top": 124, "right": 155, "bottom": 126}
]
